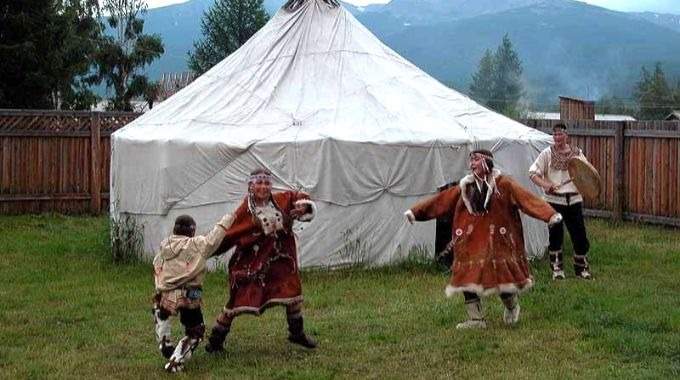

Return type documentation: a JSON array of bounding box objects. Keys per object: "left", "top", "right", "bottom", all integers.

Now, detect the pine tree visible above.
[
  {"left": 188, "top": 0, "right": 269, "bottom": 75},
  {"left": 490, "top": 34, "right": 523, "bottom": 115},
  {"left": 0, "top": 0, "right": 100, "bottom": 109},
  {"left": 635, "top": 63, "right": 673, "bottom": 120},
  {"left": 597, "top": 95, "right": 635, "bottom": 116},
  {"left": 49, "top": 0, "right": 102, "bottom": 110},
  {"left": 0, "top": 0, "right": 54, "bottom": 108},
  {"left": 469, "top": 49, "right": 495, "bottom": 107},
  {"left": 468, "top": 34, "right": 524, "bottom": 117}
]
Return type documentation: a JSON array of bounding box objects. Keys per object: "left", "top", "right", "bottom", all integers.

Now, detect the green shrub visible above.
[{"left": 109, "top": 215, "right": 144, "bottom": 264}]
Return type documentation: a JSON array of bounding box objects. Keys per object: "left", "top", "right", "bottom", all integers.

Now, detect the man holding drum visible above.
[{"left": 529, "top": 123, "right": 598, "bottom": 280}]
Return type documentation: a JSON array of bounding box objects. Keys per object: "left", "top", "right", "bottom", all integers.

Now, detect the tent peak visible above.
[{"left": 284, "top": 0, "right": 339, "bottom": 11}]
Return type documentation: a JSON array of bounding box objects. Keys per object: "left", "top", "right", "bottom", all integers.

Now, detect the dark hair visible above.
[
  {"left": 553, "top": 123, "right": 568, "bottom": 132},
  {"left": 173, "top": 215, "right": 196, "bottom": 237},
  {"left": 471, "top": 149, "right": 494, "bottom": 171}
]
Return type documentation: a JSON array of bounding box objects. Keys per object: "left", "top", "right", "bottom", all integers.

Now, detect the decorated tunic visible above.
[
  {"left": 153, "top": 214, "right": 234, "bottom": 314},
  {"left": 215, "top": 191, "right": 314, "bottom": 317},
  {"left": 529, "top": 145, "right": 587, "bottom": 206},
  {"left": 409, "top": 170, "right": 557, "bottom": 296}
]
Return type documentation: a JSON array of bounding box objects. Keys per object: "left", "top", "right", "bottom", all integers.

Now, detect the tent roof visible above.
[{"left": 116, "top": 0, "right": 545, "bottom": 146}]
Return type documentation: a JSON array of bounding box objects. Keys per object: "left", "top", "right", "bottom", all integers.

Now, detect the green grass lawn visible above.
[{"left": 0, "top": 215, "right": 679, "bottom": 379}]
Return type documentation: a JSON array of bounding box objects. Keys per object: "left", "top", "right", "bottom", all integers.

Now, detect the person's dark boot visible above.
[
  {"left": 549, "top": 250, "right": 565, "bottom": 280},
  {"left": 205, "top": 323, "right": 230, "bottom": 354},
  {"left": 287, "top": 316, "right": 317, "bottom": 349},
  {"left": 160, "top": 338, "right": 175, "bottom": 359},
  {"left": 574, "top": 254, "right": 592, "bottom": 279}
]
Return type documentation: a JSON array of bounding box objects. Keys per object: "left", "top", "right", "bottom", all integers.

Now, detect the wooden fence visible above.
[
  {"left": 0, "top": 110, "right": 141, "bottom": 214},
  {"left": 1, "top": 111, "right": 679, "bottom": 227},
  {"left": 522, "top": 119, "right": 680, "bottom": 227}
]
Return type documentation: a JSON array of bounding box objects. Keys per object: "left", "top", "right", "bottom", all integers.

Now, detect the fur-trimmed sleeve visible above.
[
  {"left": 409, "top": 186, "right": 461, "bottom": 222},
  {"left": 505, "top": 176, "right": 556, "bottom": 222},
  {"left": 290, "top": 191, "right": 310, "bottom": 208},
  {"left": 278, "top": 191, "right": 316, "bottom": 221},
  {"left": 273, "top": 191, "right": 308, "bottom": 212}
]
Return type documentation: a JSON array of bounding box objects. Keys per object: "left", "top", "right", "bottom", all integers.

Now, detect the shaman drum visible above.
[{"left": 567, "top": 157, "right": 601, "bottom": 201}]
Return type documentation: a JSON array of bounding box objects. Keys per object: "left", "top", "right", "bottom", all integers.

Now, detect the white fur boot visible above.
[
  {"left": 456, "top": 300, "right": 487, "bottom": 329},
  {"left": 502, "top": 294, "right": 521, "bottom": 325},
  {"left": 153, "top": 307, "right": 174, "bottom": 359}
]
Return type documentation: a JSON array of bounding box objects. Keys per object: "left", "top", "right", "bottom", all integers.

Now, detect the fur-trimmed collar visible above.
[{"left": 459, "top": 169, "right": 502, "bottom": 215}]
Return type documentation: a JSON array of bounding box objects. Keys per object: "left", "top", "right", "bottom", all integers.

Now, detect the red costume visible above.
[
  {"left": 219, "top": 191, "right": 311, "bottom": 317},
  {"left": 206, "top": 184, "right": 317, "bottom": 352}
]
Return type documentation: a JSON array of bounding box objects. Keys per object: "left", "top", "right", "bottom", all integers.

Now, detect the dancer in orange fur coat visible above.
[{"left": 405, "top": 150, "right": 562, "bottom": 328}]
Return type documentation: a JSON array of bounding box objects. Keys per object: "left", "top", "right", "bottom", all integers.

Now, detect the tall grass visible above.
[{"left": 109, "top": 215, "right": 145, "bottom": 264}]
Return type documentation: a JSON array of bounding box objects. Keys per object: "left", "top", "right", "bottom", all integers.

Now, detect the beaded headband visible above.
[
  {"left": 248, "top": 173, "right": 272, "bottom": 184},
  {"left": 469, "top": 152, "right": 494, "bottom": 161}
]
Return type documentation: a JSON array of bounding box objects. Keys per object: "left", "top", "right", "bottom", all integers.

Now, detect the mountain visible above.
[
  {"left": 141, "top": 0, "right": 207, "bottom": 77},
  {"left": 356, "top": 0, "right": 544, "bottom": 24},
  {"left": 630, "top": 11, "right": 680, "bottom": 33},
  {"left": 141, "top": 0, "right": 680, "bottom": 104},
  {"left": 382, "top": 0, "right": 680, "bottom": 101},
  {"left": 351, "top": 0, "right": 545, "bottom": 36}
]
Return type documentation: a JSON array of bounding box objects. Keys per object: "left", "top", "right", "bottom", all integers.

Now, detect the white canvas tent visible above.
[{"left": 111, "top": 0, "right": 552, "bottom": 267}]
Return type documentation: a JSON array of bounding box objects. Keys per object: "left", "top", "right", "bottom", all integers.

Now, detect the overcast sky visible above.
[
  {"left": 145, "top": 0, "right": 680, "bottom": 14},
  {"left": 579, "top": 0, "right": 680, "bottom": 13},
  {"left": 144, "top": 0, "right": 390, "bottom": 7}
]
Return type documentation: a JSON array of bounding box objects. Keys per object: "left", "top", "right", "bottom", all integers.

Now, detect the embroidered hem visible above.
[
  {"left": 223, "top": 295, "right": 304, "bottom": 317},
  {"left": 444, "top": 279, "right": 534, "bottom": 298}
]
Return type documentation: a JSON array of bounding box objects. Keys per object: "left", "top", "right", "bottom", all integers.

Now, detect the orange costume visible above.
[
  {"left": 408, "top": 164, "right": 561, "bottom": 328},
  {"left": 411, "top": 170, "right": 557, "bottom": 295}
]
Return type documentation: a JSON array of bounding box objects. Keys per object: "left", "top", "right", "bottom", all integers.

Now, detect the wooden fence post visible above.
[
  {"left": 612, "top": 121, "right": 626, "bottom": 221},
  {"left": 90, "top": 112, "right": 101, "bottom": 214}
]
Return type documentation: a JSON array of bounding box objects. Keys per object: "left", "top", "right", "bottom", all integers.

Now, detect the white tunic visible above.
[{"left": 529, "top": 146, "right": 587, "bottom": 206}]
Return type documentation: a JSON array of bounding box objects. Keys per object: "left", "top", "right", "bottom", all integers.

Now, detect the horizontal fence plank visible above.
[
  {"left": 0, "top": 131, "right": 117, "bottom": 137},
  {"left": 0, "top": 131, "right": 91, "bottom": 137},
  {"left": 0, "top": 193, "right": 109, "bottom": 202},
  {"left": 0, "top": 109, "right": 140, "bottom": 118},
  {"left": 585, "top": 208, "right": 680, "bottom": 227},
  {"left": 536, "top": 128, "right": 616, "bottom": 137},
  {"left": 583, "top": 208, "right": 614, "bottom": 219},
  {"left": 623, "top": 212, "right": 680, "bottom": 228},
  {"left": 624, "top": 130, "right": 680, "bottom": 139}
]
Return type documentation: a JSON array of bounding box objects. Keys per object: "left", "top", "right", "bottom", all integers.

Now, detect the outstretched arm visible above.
[
  {"left": 209, "top": 201, "right": 259, "bottom": 258},
  {"left": 288, "top": 192, "right": 316, "bottom": 222},
  {"left": 406, "top": 186, "right": 461, "bottom": 223},
  {"left": 507, "top": 177, "right": 560, "bottom": 224},
  {"left": 194, "top": 213, "right": 236, "bottom": 258}
]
